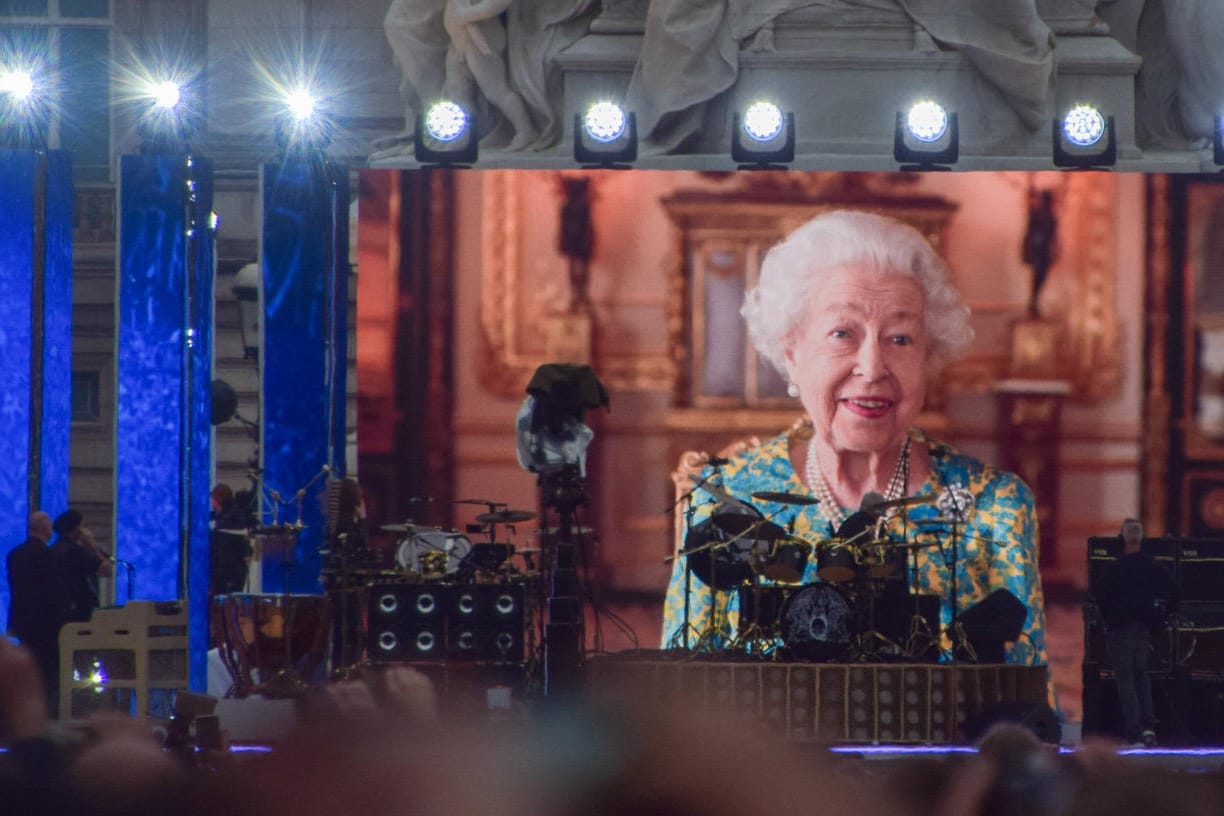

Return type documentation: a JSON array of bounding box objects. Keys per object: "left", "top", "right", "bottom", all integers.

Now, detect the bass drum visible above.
[
  {"left": 780, "top": 583, "right": 856, "bottom": 661},
  {"left": 396, "top": 529, "right": 473, "bottom": 577}
]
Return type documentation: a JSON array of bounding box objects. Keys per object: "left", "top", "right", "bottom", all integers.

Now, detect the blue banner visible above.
[
  {"left": 116, "top": 153, "right": 214, "bottom": 690},
  {"left": 260, "top": 160, "right": 348, "bottom": 594},
  {"left": 0, "top": 148, "right": 73, "bottom": 634},
  {"left": 40, "top": 150, "right": 73, "bottom": 519}
]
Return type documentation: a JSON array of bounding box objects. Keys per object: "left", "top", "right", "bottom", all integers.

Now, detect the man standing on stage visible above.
[
  {"left": 1097, "top": 518, "right": 1178, "bottom": 747},
  {"left": 50, "top": 509, "right": 113, "bottom": 625},
  {"left": 6, "top": 511, "right": 70, "bottom": 714}
]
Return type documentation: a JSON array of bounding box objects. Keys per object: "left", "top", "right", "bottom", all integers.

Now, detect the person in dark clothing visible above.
[
  {"left": 50, "top": 509, "right": 112, "bottom": 625},
  {"left": 6, "top": 511, "right": 69, "bottom": 715},
  {"left": 1096, "top": 518, "right": 1178, "bottom": 746},
  {"left": 210, "top": 484, "right": 254, "bottom": 596}
]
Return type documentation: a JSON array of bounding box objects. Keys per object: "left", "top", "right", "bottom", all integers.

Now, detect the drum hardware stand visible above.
[
  {"left": 322, "top": 531, "right": 366, "bottom": 680},
  {"left": 853, "top": 571, "right": 901, "bottom": 662},
  {"left": 889, "top": 516, "right": 941, "bottom": 662},
  {"left": 905, "top": 612, "right": 939, "bottom": 659},
  {"left": 667, "top": 508, "right": 785, "bottom": 652},
  {"left": 727, "top": 580, "right": 784, "bottom": 658},
  {"left": 666, "top": 469, "right": 723, "bottom": 652}
]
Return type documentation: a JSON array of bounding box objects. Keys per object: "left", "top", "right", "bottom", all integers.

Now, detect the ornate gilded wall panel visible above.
[{"left": 478, "top": 171, "right": 676, "bottom": 396}]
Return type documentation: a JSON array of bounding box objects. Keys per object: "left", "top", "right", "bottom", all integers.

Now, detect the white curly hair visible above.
[{"left": 741, "top": 209, "right": 974, "bottom": 374}]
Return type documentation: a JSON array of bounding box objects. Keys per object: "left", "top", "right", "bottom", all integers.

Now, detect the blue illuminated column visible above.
[
  {"left": 0, "top": 148, "right": 73, "bottom": 633},
  {"left": 260, "top": 159, "right": 348, "bottom": 594},
  {"left": 115, "top": 153, "right": 214, "bottom": 690}
]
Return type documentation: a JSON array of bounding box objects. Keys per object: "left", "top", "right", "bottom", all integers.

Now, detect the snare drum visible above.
[
  {"left": 395, "top": 528, "right": 473, "bottom": 577},
  {"left": 780, "top": 583, "right": 856, "bottom": 662},
  {"left": 212, "top": 593, "right": 331, "bottom": 698}
]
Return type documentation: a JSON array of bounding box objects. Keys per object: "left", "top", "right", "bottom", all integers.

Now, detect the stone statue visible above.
[
  {"left": 626, "top": 0, "right": 1055, "bottom": 153},
  {"left": 558, "top": 176, "right": 594, "bottom": 310},
  {"left": 443, "top": 0, "right": 537, "bottom": 150},
  {"left": 374, "top": 0, "right": 450, "bottom": 155},
  {"left": 1135, "top": 1, "right": 1224, "bottom": 146},
  {"left": 1022, "top": 188, "right": 1058, "bottom": 319},
  {"left": 506, "top": 1, "right": 599, "bottom": 150}
]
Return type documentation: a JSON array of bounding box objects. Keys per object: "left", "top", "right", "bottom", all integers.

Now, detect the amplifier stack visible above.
[
  {"left": 1082, "top": 535, "right": 1224, "bottom": 742},
  {"left": 366, "top": 582, "right": 528, "bottom": 664}
]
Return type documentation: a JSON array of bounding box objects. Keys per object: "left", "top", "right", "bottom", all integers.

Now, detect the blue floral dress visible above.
[{"left": 662, "top": 430, "right": 1049, "bottom": 669}]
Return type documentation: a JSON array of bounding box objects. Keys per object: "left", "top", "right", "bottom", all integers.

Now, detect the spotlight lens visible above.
[
  {"left": 0, "top": 69, "right": 34, "bottom": 101},
  {"left": 584, "top": 101, "right": 626, "bottom": 143},
  {"left": 906, "top": 101, "right": 948, "bottom": 143},
  {"left": 425, "top": 101, "right": 468, "bottom": 142},
  {"left": 152, "top": 80, "right": 181, "bottom": 110},
  {"left": 742, "top": 101, "right": 784, "bottom": 142},
  {"left": 286, "top": 89, "right": 317, "bottom": 122},
  {"left": 1062, "top": 105, "right": 1105, "bottom": 147}
]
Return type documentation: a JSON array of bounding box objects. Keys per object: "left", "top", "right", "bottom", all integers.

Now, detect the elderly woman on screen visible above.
[{"left": 662, "top": 210, "right": 1048, "bottom": 668}]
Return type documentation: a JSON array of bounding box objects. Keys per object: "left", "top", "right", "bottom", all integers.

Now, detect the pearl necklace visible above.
[{"left": 804, "top": 435, "right": 911, "bottom": 529}]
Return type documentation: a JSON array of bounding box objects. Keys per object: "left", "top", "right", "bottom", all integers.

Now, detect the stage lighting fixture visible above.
[
  {"left": 274, "top": 86, "right": 334, "bottom": 157},
  {"left": 286, "top": 88, "right": 316, "bottom": 122},
  {"left": 574, "top": 101, "right": 637, "bottom": 168},
  {"left": 0, "top": 68, "right": 34, "bottom": 102},
  {"left": 894, "top": 100, "right": 958, "bottom": 170},
  {"left": 732, "top": 101, "right": 795, "bottom": 169},
  {"left": 138, "top": 78, "right": 200, "bottom": 154},
  {"left": 414, "top": 100, "right": 477, "bottom": 166},
  {"left": 0, "top": 67, "right": 50, "bottom": 148},
  {"left": 1053, "top": 104, "right": 1116, "bottom": 169},
  {"left": 151, "top": 80, "right": 181, "bottom": 110}
]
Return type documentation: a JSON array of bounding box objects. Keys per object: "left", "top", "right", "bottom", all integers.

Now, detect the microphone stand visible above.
[
  {"left": 114, "top": 558, "right": 136, "bottom": 606},
  {"left": 682, "top": 499, "right": 697, "bottom": 651},
  {"left": 666, "top": 465, "right": 722, "bottom": 653}
]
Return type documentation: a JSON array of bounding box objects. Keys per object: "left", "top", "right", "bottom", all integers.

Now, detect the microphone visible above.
[
  {"left": 860, "top": 491, "right": 888, "bottom": 517},
  {"left": 707, "top": 456, "right": 733, "bottom": 467}
]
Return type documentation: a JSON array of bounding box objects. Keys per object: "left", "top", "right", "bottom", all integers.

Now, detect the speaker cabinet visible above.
[
  {"left": 1082, "top": 664, "right": 1224, "bottom": 744},
  {"left": 368, "top": 586, "right": 446, "bottom": 662},
  {"left": 368, "top": 583, "right": 526, "bottom": 664},
  {"left": 448, "top": 584, "right": 525, "bottom": 662}
]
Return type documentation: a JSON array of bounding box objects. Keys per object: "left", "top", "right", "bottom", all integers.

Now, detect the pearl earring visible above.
[{"left": 787, "top": 382, "right": 799, "bottom": 398}]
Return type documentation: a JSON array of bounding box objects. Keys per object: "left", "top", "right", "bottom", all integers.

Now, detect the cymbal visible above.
[
  {"left": 874, "top": 493, "right": 938, "bottom": 511},
  {"left": 516, "top": 547, "right": 541, "bottom": 555},
  {"left": 476, "top": 509, "right": 536, "bottom": 524},
  {"left": 456, "top": 498, "right": 502, "bottom": 506},
  {"left": 216, "top": 528, "right": 250, "bottom": 536},
  {"left": 380, "top": 523, "right": 414, "bottom": 533},
  {"left": 751, "top": 491, "right": 818, "bottom": 506}
]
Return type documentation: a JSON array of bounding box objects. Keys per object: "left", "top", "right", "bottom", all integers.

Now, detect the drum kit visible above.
[
  {"left": 676, "top": 489, "right": 946, "bottom": 662},
  {"left": 211, "top": 498, "right": 542, "bottom": 696},
  {"left": 380, "top": 501, "right": 538, "bottom": 583}
]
